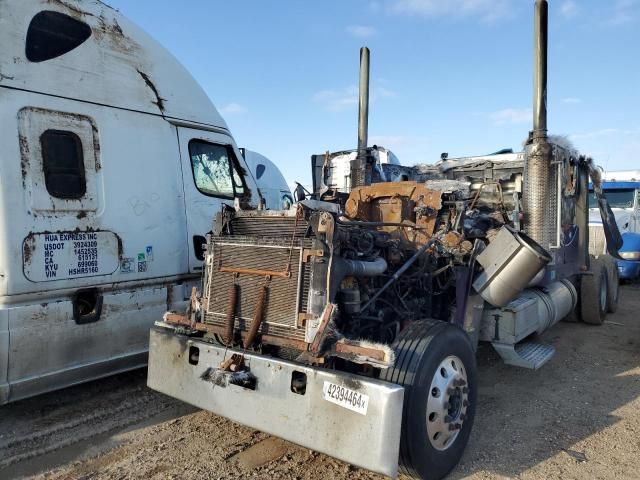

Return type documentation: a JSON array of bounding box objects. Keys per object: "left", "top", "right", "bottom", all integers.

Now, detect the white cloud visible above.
[
  {"left": 570, "top": 127, "right": 640, "bottom": 142},
  {"left": 562, "top": 97, "right": 582, "bottom": 104},
  {"left": 220, "top": 103, "right": 247, "bottom": 115},
  {"left": 488, "top": 107, "right": 531, "bottom": 126},
  {"left": 569, "top": 128, "right": 620, "bottom": 140},
  {"left": 375, "top": 86, "right": 397, "bottom": 99},
  {"left": 313, "top": 86, "right": 358, "bottom": 112},
  {"left": 346, "top": 25, "right": 377, "bottom": 38},
  {"left": 568, "top": 127, "right": 640, "bottom": 169},
  {"left": 607, "top": 0, "right": 638, "bottom": 26},
  {"left": 388, "top": 0, "right": 515, "bottom": 23},
  {"left": 560, "top": 0, "right": 579, "bottom": 18},
  {"left": 313, "top": 84, "right": 397, "bottom": 112}
]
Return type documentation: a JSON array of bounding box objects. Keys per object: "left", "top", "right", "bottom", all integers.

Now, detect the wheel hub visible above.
[{"left": 426, "top": 355, "right": 469, "bottom": 451}]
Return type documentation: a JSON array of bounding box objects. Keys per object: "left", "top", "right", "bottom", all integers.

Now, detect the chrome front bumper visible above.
[{"left": 147, "top": 327, "right": 404, "bottom": 478}]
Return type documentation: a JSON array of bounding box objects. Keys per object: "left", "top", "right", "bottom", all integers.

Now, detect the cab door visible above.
[{"left": 177, "top": 127, "right": 252, "bottom": 272}]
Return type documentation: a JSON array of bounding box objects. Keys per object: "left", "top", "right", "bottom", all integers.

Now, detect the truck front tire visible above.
[
  {"left": 599, "top": 255, "right": 620, "bottom": 313},
  {"left": 381, "top": 320, "right": 477, "bottom": 480},
  {"left": 581, "top": 258, "right": 608, "bottom": 325}
]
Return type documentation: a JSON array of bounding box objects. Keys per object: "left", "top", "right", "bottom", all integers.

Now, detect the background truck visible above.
[
  {"left": 148, "top": 2, "right": 622, "bottom": 479},
  {"left": 589, "top": 174, "right": 640, "bottom": 280},
  {"left": 241, "top": 149, "right": 294, "bottom": 210},
  {"left": 0, "top": 0, "right": 290, "bottom": 404}
]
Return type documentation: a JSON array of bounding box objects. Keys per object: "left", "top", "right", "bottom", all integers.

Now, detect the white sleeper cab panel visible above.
[{"left": 0, "top": 0, "right": 276, "bottom": 403}]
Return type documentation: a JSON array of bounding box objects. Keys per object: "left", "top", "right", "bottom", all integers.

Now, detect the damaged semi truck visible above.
[{"left": 148, "top": 2, "right": 622, "bottom": 479}]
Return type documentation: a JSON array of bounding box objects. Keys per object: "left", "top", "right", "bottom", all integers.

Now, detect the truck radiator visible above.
[
  {"left": 202, "top": 215, "right": 313, "bottom": 343},
  {"left": 227, "top": 214, "right": 310, "bottom": 238},
  {"left": 589, "top": 225, "right": 606, "bottom": 256}
]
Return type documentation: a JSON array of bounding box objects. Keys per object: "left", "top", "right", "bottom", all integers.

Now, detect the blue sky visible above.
[{"left": 108, "top": 0, "right": 640, "bottom": 186}]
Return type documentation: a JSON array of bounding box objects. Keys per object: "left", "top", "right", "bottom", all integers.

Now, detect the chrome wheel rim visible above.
[{"left": 426, "top": 355, "right": 469, "bottom": 451}]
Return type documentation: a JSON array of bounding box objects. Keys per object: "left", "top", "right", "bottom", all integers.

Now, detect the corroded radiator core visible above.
[{"left": 203, "top": 236, "right": 312, "bottom": 342}]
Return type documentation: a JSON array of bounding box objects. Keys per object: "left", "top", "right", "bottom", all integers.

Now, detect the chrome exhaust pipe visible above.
[
  {"left": 357, "top": 46, "right": 370, "bottom": 160},
  {"left": 523, "top": 0, "right": 555, "bottom": 249},
  {"left": 351, "top": 47, "right": 370, "bottom": 189},
  {"left": 533, "top": 0, "right": 548, "bottom": 136}
]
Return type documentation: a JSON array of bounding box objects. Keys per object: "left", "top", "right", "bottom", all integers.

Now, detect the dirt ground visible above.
[{"left": 1, "top": 284, "right": 639, "bottom": 480}]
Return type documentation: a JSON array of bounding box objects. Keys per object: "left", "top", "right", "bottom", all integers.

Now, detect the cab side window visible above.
[
  {"left": 41, "top": 129, "right": 86, "bottom": 199},
  {"left": 189, "top": 140, "right": 244, "bottom": 198},
  {"left": 26, "top": 11, "right": 92, "bottom": 63},
  {"left": 18, "top": 107, "right": 100, "bottom": 214}
]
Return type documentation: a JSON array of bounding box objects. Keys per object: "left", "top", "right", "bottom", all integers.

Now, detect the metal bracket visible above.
[
  {"left": 297, "top": 312, "right": 313, "bottom": 327},
  {"left": 303, "top": 248, "right": 324, "bottom": 262}
]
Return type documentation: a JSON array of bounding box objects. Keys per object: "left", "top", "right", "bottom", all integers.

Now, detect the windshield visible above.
[{"left": 588, "top": 188, "right": 635, "bottom": 209}]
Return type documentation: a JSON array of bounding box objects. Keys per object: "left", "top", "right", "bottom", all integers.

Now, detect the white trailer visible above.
[{"left": 0, "top": 0, "right": 285, "bottom": 404}]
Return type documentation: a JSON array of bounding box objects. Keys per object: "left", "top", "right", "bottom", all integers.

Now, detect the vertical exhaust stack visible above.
[
  {"left": 533, "top": 0, "right": 548, "bottom": 136},
  {"left": 351, "top": 47, "right": 370, "bottom": 189},
  {"left": 523, "top": 0, "right": 556, "bottom": 250}
]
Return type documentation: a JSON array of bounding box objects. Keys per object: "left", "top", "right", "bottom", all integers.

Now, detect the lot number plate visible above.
[{"left": 322, "top": 381, "right": 369, "bottom": 416}]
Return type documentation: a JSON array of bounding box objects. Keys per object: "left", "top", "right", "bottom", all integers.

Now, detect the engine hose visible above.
[
  {"left": 339, "top": 256, "right": 388, "bottom": 276},
  {"left": 337, "top": 216, "right": 425, "bottom": 229},
  {"left": 243, "top": 284, "right": 268, "bottom": 349},
  {"left": 360, "top": 239, "right": 436, "bottom": 313},
  {"left": 224, "top": 283, "right": 238, "bottom": 346}
]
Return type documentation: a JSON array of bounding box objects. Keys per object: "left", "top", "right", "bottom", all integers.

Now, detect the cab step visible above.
[{"left": 491, "top": 341, "right": 555, "bottom": 369}]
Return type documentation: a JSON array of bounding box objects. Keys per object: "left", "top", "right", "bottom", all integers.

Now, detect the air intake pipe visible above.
[
  {"left": 335, "top": 256, "right": 387, "bottom": 278},
  {"left": 328, "top": 256, "right": 388, "bottom": 309},
  {"left": 523, "top": 0, "right": 556, "bottom": 250}
]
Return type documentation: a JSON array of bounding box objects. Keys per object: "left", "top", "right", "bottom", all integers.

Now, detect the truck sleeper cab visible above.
[
  {"left": 0, "top": 0, "right": 269, "bottom": 404},
  {"left": 241, "top": 149, "right": 294, "bottom": 210},
  {"left": 589, "top": 180, "right": 640, "bottom": 279}
]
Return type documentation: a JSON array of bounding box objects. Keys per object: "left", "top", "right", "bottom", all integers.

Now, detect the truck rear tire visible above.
[
  {"left": 581, "top": 258, "right": 608, "bottom": 325},
  {"left": 599, "top": 255, "right": 620, "bottom": 313},
  {"left": 381, "top": 320, "right": 477, "bottom": 480}
]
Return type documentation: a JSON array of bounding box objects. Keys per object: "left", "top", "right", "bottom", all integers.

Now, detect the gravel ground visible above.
[{"left": 1, "top": 284, "right": 639, "bottom": 480}]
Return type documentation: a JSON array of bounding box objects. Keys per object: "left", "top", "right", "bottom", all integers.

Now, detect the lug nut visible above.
[
  {"left": 454, "top": 423, "right": 462, "bottom": 430},
  {"left": 447, "top": 388, "right": 456, "bottom": 396},
  {"left": 448, "top": 423, "right": 456, "bottom": 431},
  {"left": 444, "top": 415, "right": 453, "bottom": 423}
]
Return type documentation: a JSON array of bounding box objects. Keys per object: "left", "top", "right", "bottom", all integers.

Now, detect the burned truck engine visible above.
[
  {"left": 200, "top": 181, "right": 476, "bottom": 367},
  {"left": 188, "top": 143, "right": 590, "bottom": 373}
]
